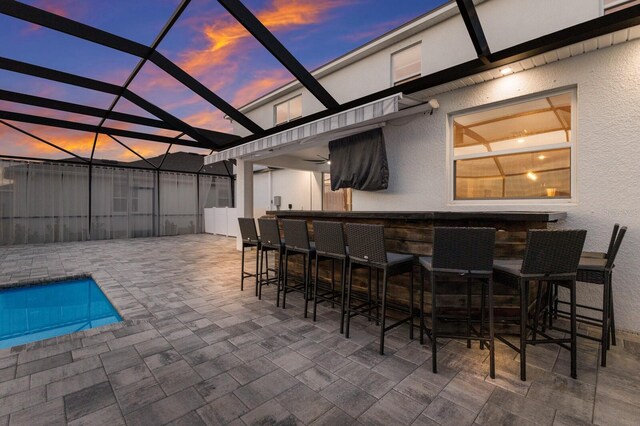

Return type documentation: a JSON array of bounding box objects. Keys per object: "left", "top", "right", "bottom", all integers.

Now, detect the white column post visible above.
[{"left": 235, "top": 159, "right": 254, "bottom": 250}]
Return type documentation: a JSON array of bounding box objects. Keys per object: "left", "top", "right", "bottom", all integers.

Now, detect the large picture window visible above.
[{"left": 451, "top": 90, "right": 574, "bottom": 201}]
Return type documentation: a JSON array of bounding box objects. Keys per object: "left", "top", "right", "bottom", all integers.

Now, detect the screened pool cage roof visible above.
[{"left": 0, "top": 0, "right": 639, "bottom": 174}]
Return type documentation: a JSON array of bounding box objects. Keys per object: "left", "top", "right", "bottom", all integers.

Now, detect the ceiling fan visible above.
[{"left": 303, "top": 154, "right": 330, "bottom": 165}]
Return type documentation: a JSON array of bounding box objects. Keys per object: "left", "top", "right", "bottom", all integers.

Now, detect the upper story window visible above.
[
  {"left": 392, "top": 43, "right": 421, "bottom": 86},
  {"left": 451, "top": 90, "right": 575, "bottom": 202},
  {"left": 274, "top": 95, "right": 302, "bottom": 126},
  {"left": 604, "top": 0, "right": 639, "bottom": 14}
]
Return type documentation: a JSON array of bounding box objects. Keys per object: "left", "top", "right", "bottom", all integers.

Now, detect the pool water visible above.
[{"left": 0, "top": 278, "right": 122, "bottom": 349}]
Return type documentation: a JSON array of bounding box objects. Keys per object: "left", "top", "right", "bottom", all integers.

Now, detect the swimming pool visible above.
[{"left": 0, "top": 278, "right": 122, "bottom": 349}]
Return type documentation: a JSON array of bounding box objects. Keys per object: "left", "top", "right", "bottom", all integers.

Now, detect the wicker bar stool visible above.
[
  {"left": 238, "top": 218, "right": 261, "bottom": 295},
  {"left": 420, "top": 227, "right": 496, "bottom": 379},
  {"left": 257, "top": 218, "right": 285, "bottom": 303},
  {"left": 344, "top": 223, "right": 414, "bottom": 355},
  {"left": 581, "top": 224, "right": 619, "bottom": 259},
  {"left": 550, "top": 226, "right": 626, "bottom": 367},
  {"left": 312, "top": 221, "right": 349, "bottom": 333},
  {"left": 493, "top": 229, "right": 586, "bottom": 381},
  {"left": 282, "top": 220, "right": 316, "bottom": 318},
  {"left": 547, "top": 225, "right": 621, "bottom": 339}
]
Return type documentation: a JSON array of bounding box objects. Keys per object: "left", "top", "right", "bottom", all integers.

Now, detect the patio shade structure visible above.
[{"left": 0, "top": 0, "right": 638, "bottom": 170}]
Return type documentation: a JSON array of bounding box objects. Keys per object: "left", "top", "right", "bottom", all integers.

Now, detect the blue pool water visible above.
[{"left": 0, "top": 278, "right": 122, "bottom": 349}]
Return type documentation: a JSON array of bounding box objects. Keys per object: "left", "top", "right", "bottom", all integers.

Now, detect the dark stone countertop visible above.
[{"left": 266, "top": 210, "right": 567, "bottom": 222}]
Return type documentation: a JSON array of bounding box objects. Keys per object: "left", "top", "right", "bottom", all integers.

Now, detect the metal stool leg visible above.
[
  {"left": 331, "top": 259, "right": 336, "bottom": 309},
  {"left": 275, "top": 249, "right": 282, "bottom": 307},
  {"left": 419, "top": 266, "right": 425, "bottom": 345},
  {"left": 255, "top": 246, "right": 260, "bottom": 297},
  {"left": 367, "top": 267, "right": 372, "bottom": 323},
  {"left": 466, "top": 277, "right": 472, "bottom": 349},
  {"left": 240, "top": 245, "right": 246, "bottom": 291},
  {"left": 345, "top": 261, "right": 354, "bottom": 339},
  {"left": 282, "top": 250, "right": 290, "bottom": 309},
  {"left": 601, "top": 274, "right": 611, "bottom": 367},
  {"left": 532, "top": 281, "right": 544, "bottom": 343},
  {"left": 379, "top": 268, "right": 388, "bottom": 355},
  {"left": 610, "top": 278, "right": 616, "bottom": 346},
  {"left": 409, "top": 268, "right": 414, "bottom": 341},
  {"left": 480, "top": 281, "right": 486, "bottom": 350},
  {"left": 313, "top": 256, "right": 320, "bottom": 322},
  {"left": 340, "top": 259, "right": 347, "bottom": 334},
  {"left": 570, "top": 280, "right": 578, "bottom": 379},
  {"left": 431, "top": 271, "right": 438, "bottom": 373},
  {"left": 520, "top": 278, "right": 528, "bottom": 381},
  {"left": 488, "top": 277, "right": 495, "bottom": 379},
  {"left": 304, "top": 254, "right": 310, "bottom": 318},
  {"left": 258, "top": 248, "right": 264, "bottom": 300}
]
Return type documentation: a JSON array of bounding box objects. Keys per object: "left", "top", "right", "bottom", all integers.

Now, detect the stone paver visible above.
[{"left": 0, "top": 234, "right": 639, "bottom": 425}]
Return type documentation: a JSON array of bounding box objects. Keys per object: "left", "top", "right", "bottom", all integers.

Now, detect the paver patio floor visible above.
[{"left": 1, "top": 234, "right": 639, "bottom": 425}]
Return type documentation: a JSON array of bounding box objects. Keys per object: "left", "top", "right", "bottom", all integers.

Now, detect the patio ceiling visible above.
[{"left": 0, "top": 1, "right": 639, "bottom": 173}]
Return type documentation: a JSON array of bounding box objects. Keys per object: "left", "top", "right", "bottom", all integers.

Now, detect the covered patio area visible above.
[{"left": 1, "top": 234, "right": 638, "bottom": 425}]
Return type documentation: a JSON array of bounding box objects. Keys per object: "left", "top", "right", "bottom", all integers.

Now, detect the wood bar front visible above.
[{"left": 266, "top": 210, "right": 567, "bottom": 321}]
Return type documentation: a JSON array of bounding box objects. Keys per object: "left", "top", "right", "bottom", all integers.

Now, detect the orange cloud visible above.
[
  {"left": 138, "top": 0, "right": 340, "bottom": 97},
  {"left": 179, "top": 108, "right": 238, "bottom": 133},
  {"left": 232, "top": 69, "right": 294, "bottom": 107},
  {"left": 181, "top": 0, "right": 342, "bottom": 76}
]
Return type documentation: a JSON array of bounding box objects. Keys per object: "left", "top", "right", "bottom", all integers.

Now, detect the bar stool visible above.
[
  {"left": 493, "top": 229, "right": 586, "bottom": 381},
  {"left": 419, "top": 227, "right": 496, "bottom": 379},
  {"left": 238, "top": 218, "right": 261, "bottom": 295},
  {"left": 344, "top": 223, "right": 414, "bottom": 355},
  {"left": 581, "top": 224, "right": 619, "bottom": 259},
  {"left": 551, "top": 226, "right": 626, "bottom": 367},
  {"left": 257, "top": 218, "right": 285, "bottom": 303},
  {"left": 312, "top": 221, "right": 348, "bottom": 333},
  {"left": 281, "top": 219, "right": 316, "bottom": 318}
]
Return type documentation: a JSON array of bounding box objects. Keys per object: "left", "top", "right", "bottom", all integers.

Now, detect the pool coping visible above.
[{"left": 0, "top": 272, "right": 142, "bottom": 354}]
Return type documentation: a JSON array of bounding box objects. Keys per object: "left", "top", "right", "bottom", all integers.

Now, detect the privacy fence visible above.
[{"left": 0, "top": 158, "right": 233, "bottom": 246}]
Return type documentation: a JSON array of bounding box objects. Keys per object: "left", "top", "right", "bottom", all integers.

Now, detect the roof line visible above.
[
  {"left": 215, "top": 4, "right": 640, "bottom": 151},
  {"left": 235, "top": 0, "right": 462, "bottom": 112}
]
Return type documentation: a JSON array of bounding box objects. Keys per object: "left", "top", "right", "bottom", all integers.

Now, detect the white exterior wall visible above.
[
  {"left": 354, "top": 39, "right": 640, "bottom": 332},
  {"left": 478, "top": 0, "right": 600, "bottom": 51},
  {"left": 235, "top": 0, "right": 601, "bottom": 132},
  {"left": 230, "top": 0, "right": 640, "bottom": 330},
  {"left": 252, "top": 169, "right": 323, "bottom": 218}
]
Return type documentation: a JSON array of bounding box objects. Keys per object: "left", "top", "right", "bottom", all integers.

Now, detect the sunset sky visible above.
[{"left": 0, "top": 0, "right": 446, "bottom": 161}]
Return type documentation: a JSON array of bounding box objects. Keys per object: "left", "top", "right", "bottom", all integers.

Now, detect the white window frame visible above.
[
  {"left": 274, "top": 95, "right": 302, "bottom": 126},
  {"left": 391, "top": 42, "right": 422, "bottom": 86},
  {"left": 446, "top": 87, "right": 578, "bottom": 206}
]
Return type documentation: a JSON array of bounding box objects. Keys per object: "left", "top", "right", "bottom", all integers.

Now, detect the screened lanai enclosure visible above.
[
  {"left": 0, "top": 158, "right": 232, "bottom": 245},
  {"left": 1, "top": 0, "right": 638, "bottom": 246}
]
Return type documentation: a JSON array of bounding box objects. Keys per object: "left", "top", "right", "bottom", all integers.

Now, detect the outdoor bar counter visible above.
[
  {"left": 266, "top": 210, "right": 567, "bottom": 320},
  {"left": 267, "top": 210, "right": 566, "bottom": 257}
]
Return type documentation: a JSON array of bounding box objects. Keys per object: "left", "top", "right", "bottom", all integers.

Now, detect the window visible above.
[
  {"left": 604, "top": 0, "right": 639, "bottom": 14},
  {"left": 451, "top": 90, "right": 574, "bottom": 201},
  {"left": 392, "top": 43, "right": 421, "bottom": 85},
  {"left": 274, "top": 95, "right": 302, "bottom": 125}
]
